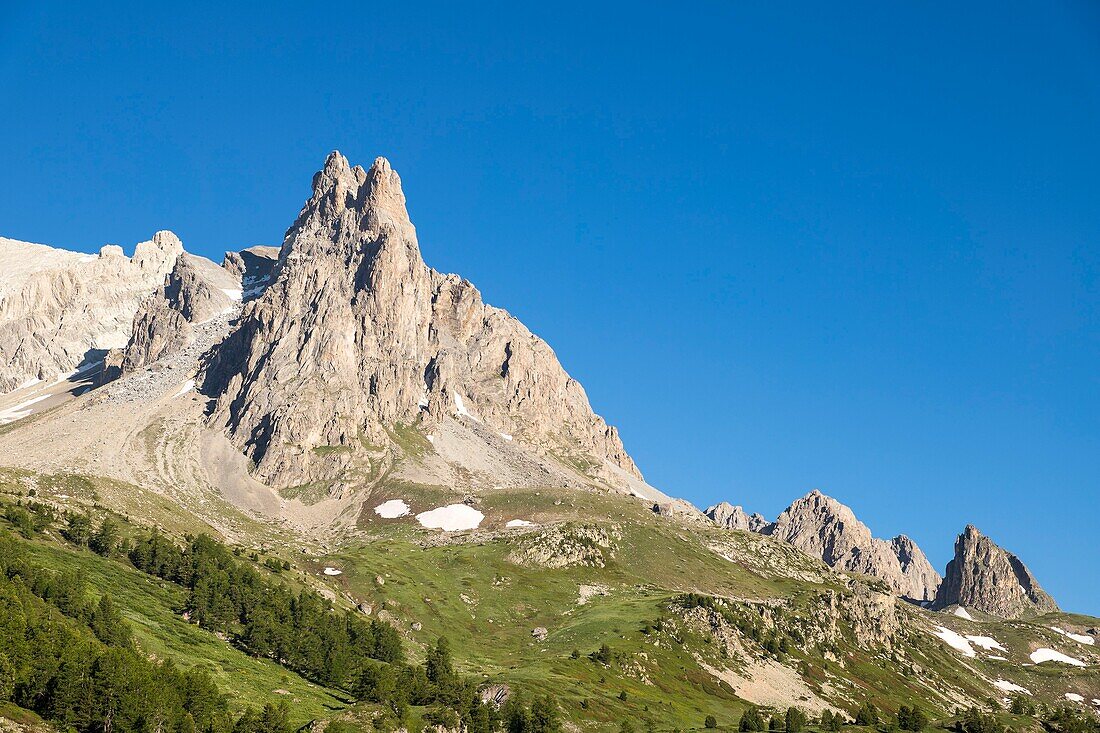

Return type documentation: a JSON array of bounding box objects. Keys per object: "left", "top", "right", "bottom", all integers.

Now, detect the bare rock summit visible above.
[
  {"left": 202, "top": 152, "right": 641, "bottom": 490},
  {"left": 932, "top": 524, "right": 1058, "bottom": 618},
  {"left": 762, "top": 490, "right": 941, "bottom": 601}
]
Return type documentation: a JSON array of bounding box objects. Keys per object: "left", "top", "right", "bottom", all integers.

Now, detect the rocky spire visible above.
[
  {"left": 932, "top": 525, "right": 1058, "bottom": 618},
  {"left": 764, "top": 490, "right": 942, "bottom": 601},
  {"left": 202, "top": 152, "right": 640, "bottom": 490}
]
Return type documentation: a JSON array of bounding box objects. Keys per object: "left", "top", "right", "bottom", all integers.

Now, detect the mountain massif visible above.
[
  {"left": 0, "top": 152, "right": 1096, "bottom": 733},
  {"left": 201, "top": 153, "right": 642, "bottom": 494}
]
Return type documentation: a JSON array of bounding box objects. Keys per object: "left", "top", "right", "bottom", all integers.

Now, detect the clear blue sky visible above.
[{"left": 2, "top": 2, "right": 1098, "bottom": 613}]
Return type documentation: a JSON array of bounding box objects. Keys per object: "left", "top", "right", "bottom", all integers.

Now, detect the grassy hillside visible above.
[{"left": 1, "top": 470, "right": 1098, "bottom": 733}]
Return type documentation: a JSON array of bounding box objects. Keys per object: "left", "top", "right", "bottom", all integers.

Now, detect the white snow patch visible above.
[
  {"left": 499, "top": 432, "right": 513, "bottom": 441},
  {"left": 416, "top": 504, "right": 484, "bottom": 532},
  {"left": 1092, "top": 699, "right": 1100, "bottom": 706},
  {"left": 417, "top": 391, "right": 429, "bottom": 409},
  {"left": 993, "top": 680, "right": 1030, "bottom": 694},
  {"left": 322, "top": 567, "right": 343, "bottom": 576},
  {"left": 0, "top": 393, "right": 53, "bottom": 424},
  {"left": 221, "top": 288, "right": 243, "bottom": 301},
  {"left": 172, "top": 379, "right": 196, "bottom": 399},
  {"left": 1065, "top": 693, "right": 1084, "bottom": 703},
  {"left": 966, "top": 635, "right": 1007, "bottom": 652},
  {"left": 932, "top": 626, "right": 976, "bottom": 657},
  {"left": 988, "top": 655, "right": 1008, "bottom": 661},
  {"left": 1030, "top": 648, "right": 1087, "bottom": 667},
  {"left": 374, "top": 499, "right": 411, "bottom": 519},
  {"left": 453, "top": 391, "right": 478, "bottom": 421},
  {"left": 506, "top": 519, "right": 534, "bottom": 528},
  {"left": 426, "top": 435, "right": 435, "bottom": 443},
  {"left": 1051, "top": 627, "right": 1095, "bottom": 645},
  {"left": 953, "top": 606, "right": 974, "bottom": 620},
  {"left": 17, "top": 377, "right": 42, "bottom": 390}
]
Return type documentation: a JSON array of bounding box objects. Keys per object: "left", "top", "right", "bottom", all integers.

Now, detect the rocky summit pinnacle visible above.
[
  {"left": 764, "top": 490, "right": 942, "bottom": 601},
  {"left": 932, "top": 524, "right": 1058, "bottom": 618},
  {"left": 202, "top": 152, "right": 640, "bottom": 490}
]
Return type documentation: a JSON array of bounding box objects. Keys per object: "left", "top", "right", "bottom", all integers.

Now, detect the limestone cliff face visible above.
[
  {"left": 705, "top": 501, "right": 770, "bottom": 532},
  {"left": 114, "top": 253, "right": 241, "bottom": 375},
  {"left": 202, "top": 152, "right": 640, "bottom": 489},
  {"left": 932, "top": 525, "right": 1058, "bottom": 618},
  {"left": 0, "top": 232, "right": 183, "bottom": 392},
  {"left": 763, "top": 490, "right": 941, "bottom": 601}
]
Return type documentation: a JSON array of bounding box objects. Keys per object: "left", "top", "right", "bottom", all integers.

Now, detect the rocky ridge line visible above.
[
  {"left": 706, "top": 490, "right": 942, "bottom": 602},
  {"left": 106, "top": 253, "right": 242, "bottom": 378}
]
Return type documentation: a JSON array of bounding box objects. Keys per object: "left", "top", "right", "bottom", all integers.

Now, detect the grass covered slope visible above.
[
  {"left": 1, "top": 468, "right": 1098, "bottom": 733},
  {"left": 333, "top": 484, "right": 1100, "bottom": 726},
  {"left": 0, "top": 519, "right": 346, "bottom": 728}
]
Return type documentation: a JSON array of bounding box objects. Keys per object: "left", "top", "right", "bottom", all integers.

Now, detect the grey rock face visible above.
[
  {"left": 889, "top": 534, "right": 943, "bottom": 603},
  {"left": 116, "top": 253, "right": 240, "bottom": 375},
  {"left": 762, "top": 490, "right": 941, "bottom": 601},
  {"left": 932, "top": 524, "right": 1058, "bottom": 618},
  {"left": 202, "top": 152, "right": 641, "bottom": 489},
  {"left": 705, "top": 501, "right": 771, "bottom": 532},
  {"left": 0, "top": 232, "right": 183, "bottom": 392}
]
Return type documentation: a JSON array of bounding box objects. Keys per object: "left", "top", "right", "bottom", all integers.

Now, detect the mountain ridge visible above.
[
  {"left": 703, "top": 489, "right": 942, "bottom": 602},
  {"left": 0, "top": 153, "right": 1068, "bottom": 619}
]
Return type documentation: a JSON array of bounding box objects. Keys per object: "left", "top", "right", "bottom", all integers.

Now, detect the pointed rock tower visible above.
[
  {"left": 203, "top": 152, "right": 640, "bottom": 490},
  {"left": 932, "top": 525, "right": 1058, "bottom": 618}
]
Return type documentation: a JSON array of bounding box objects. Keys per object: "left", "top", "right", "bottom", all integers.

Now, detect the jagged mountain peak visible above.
[
  {"left": 933, "top": 524, "right": 1058, "bottom": 618},
  {"left": 295, "top": 151, "right": 410, "bottom": 240},
  {"left": 768, "top": 490, "right": 941, "bottom": 600},
  {"left": 704, "top": 501, "right": 770, "bottom": 532},
  {"left": 201, "top": 153, "right": 645, "bottom": 495},
  {"left": 104, "top": 251, "right": 242, "bottom": 380}
]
